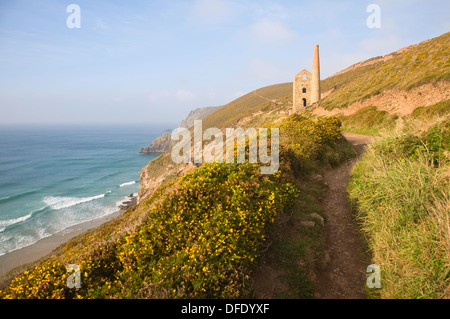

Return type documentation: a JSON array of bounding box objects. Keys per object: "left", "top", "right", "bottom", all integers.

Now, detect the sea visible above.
[{"left": 0, "top": 124, "right": 172, "bottom": 257}]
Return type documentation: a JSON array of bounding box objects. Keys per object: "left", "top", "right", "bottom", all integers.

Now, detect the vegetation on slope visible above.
[
  {"left": 253, "top": 115, "right": 355, "bottom": 298},
  {"left": 348, "top": 119, "right": 450, "bottom": 298},
  {"left": 0, "top": 115, "right": 351, "bottom": 299},
  {"left": 338, "top": 106, "right": 399, "bottom": 136},
  {"left": 0, "top": 163, "right": 299, "bottom": 299},
  {"left": 202, "top": 82, "right": 292, "bottom": 130},
  {"left": 320, "top": 32, "right": 450, "bottom": 110},
  {"left": 4, "top": 30, "right": 448, "bottom": 299},
  {"left": 409, "top": 99, "right": 450, "bottom": 121}
]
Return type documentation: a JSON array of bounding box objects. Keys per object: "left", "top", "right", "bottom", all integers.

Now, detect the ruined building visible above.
[{"left": 293, "top": 45, "right": 321, "bottom": 110}]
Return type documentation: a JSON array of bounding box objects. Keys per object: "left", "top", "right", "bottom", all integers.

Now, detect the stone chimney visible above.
[{"left": 310, "top": 44, "right": 321, "bottom": 104}]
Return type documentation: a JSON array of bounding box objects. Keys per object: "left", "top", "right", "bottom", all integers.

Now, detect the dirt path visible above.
[{"left": 314, "top": 132, "right": 378, "bottom": 299}]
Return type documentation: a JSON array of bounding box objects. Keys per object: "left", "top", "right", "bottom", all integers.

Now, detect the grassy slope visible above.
[
  {"left": 202, "top": 82, "right": 293, "bottom": 130},
  {"left": 348, "top": 119, "right": 450, "bottom": 298},
  {"left": 338, "top": 106, "right": 399, "bottom": 136},
  {"left": 309, "top": 31, "right": 450, "bottom": 298},
  {"left": 335, "top": 33, "right": 450, "bottom": 298},
  {"left": 0, "top": 114, "right": 354, "bottom": 299},
  {"left": 2, "top": 30, "right": 449, "bottom": 298},
  {"left": 138, "top": 82, "right": 294, "bottom": 199},
  {"left": 319, "top": 32, "right": 450, "bottom": 110},
  {"left": 0, "top": 76, "right": 354, "bottom": 298}
]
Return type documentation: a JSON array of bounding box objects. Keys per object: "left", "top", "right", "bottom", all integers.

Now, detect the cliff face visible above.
[
  {"left": 178, "top": 106, "right": 221, "bottom": 129},
  {"left": 138, "top": 152, "right": 196, "bottom": 203},
  {"left": 139, "top": 106, "right": 221, "bottom": 154}
]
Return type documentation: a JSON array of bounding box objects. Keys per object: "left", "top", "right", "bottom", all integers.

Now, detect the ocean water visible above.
[{"left": 0, "top": 124, "right": 169, "bottom": 256}]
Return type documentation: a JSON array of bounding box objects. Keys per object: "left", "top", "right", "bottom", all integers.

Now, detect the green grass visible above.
[
  {"left": 253, "top": 178, "right": 324, "bottom": 299},
  {"left": 348, "top": 123, "right": 450, "bottom": 298},
  {"left": 202, "top": 82, "right": 293, "bottom": 130},
  {"left": 409, "top": 99, "right": 450, "bottom": 120},
  {"left": 339, "top": 105, "right": 399, "bottom": 136}
]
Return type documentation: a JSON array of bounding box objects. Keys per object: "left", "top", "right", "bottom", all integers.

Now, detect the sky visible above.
[{"left": 0, "top": 0, "right": 448, "bottom": 125}]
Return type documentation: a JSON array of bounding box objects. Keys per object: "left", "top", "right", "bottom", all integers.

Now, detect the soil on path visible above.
[{"left": 314, "top": 132, "right": 378, "bottom": 299}]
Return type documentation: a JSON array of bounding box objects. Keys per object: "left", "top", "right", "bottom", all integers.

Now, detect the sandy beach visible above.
[{"left": 0, "top": 210, "right": 122, "bottom": 278}]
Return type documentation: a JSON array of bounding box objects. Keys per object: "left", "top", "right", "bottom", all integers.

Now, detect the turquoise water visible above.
[{"left": 0, "top": 124, "right": 169, "bottom": 256}]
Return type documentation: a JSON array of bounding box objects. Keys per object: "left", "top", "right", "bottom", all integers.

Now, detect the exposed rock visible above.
[
  {"left": 139, "top": 134, "right": 173, "bottom": 154},
  {"left": 310, "top": 173, "right": 324, "bottom": 183},
  {"left": 118, "top": 195, "right": 137, "bottom": 212},
  {"left": 312, "top": 81, "right": 450, "bottom": 118},
  {"left": 308, "top": 212, "right": 325, "bottom": 226},
  {"left": 137, "top": 152, "right": 197, "bottom": 203},
  {"left": 178, "top": 106, "right": 221, "bottom": 129},
  {"left": 323, "top": 251, "right": 331, "bottom": 265}
]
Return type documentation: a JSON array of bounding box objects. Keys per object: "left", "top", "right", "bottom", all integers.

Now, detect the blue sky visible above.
[{"left": 0, "top": 0, "right": 448, "bottom": 125}]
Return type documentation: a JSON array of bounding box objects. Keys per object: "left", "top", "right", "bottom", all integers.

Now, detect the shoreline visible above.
[{"left": 0, "top": 195, "right": 137, "bottom": 278}]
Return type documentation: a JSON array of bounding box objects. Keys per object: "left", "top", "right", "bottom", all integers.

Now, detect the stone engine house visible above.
[{"left": 293, "top": 45, "right": 321, "bottom": 110}]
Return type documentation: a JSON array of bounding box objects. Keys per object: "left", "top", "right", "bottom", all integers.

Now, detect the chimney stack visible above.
[{"left": 311, "top": 44, "right": 321, "bottom": 104}]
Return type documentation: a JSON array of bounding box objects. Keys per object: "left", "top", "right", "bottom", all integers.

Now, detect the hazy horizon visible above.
[{"left": 0, "top": 0, "right": 449, "bottom": 125}]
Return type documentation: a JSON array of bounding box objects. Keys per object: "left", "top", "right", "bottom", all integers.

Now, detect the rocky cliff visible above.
[
  {"left": 139, "top": 105, "right": 221, "bottom": 154},
  {"left": 139, "top": 133, "right": 173, "bottom": 154}
]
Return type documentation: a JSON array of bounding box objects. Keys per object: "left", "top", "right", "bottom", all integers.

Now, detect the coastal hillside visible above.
[
  {"left": 318, "top": 31, "right": 450, "bottom": 111},
  {"left": 138, "top": 82, "right": 293, "bottom": 201},
  {"left": 0, "top": 78, "right": 353, "bottom": 298},
  {"left": 0, "top": 113, "right": 354, "bottom": 298},
  {"left": 314, "top": 33, "right": 450, "bottom": 298},
  {"left": 1, "top": 31, "right": 449, "bottom": 299}
]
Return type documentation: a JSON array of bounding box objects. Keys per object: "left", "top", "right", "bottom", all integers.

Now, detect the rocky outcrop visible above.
[
  {"left": 137, "top": 152, "right": 197, "bottom": 203},
  {"left": 139, "top": 134, "right": 173, "bottom": 154},
  {"left": 139, "top": 106, "right": 221, "bottom": 154}
]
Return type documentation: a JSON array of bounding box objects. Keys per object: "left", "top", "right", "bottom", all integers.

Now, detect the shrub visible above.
[
  {"left": 279, "top": 115, "right": 342, "bottom": 161},
  {"left": 0, "top": 163, "right": 299, "bottom": 299}
]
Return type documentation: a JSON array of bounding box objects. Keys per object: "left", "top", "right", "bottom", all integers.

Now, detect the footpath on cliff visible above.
[{"left": 314, "top": 132, "right": 379, "bottom": 299}]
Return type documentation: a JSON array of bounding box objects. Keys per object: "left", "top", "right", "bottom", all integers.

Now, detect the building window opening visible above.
[
  {"left": 302, "top": 98, "right": 307, "bottom": 106},
  {"left": 302, "top": 88, "right": 307, "bottom": 93}
]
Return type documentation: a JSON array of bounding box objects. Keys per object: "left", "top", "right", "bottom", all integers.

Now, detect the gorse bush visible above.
[
  {"left": 0, "top": 115, "right": 347, "bottom": 299},
  {"left": 279, "top": 114, "right": 351, "bottom": 171},
  {"left": 280, "top": 114, "right": 342, "bottom": 160},
  {"left": 115, "top": 163, "right": 299, "bottom": 298},
  {"left": 0, "top": 163, "right": 299, "bottom": 299}
]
